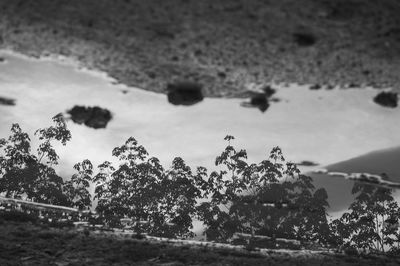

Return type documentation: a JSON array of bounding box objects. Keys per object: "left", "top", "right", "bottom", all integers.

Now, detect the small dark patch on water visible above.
[
  {"left": 269, "top": 98, "right": 281, "bottom": 103},
  {"left": 250, "top": 93, "right": 269, "bottom": 112},
  {"left": 263, "top": 85, "right": 276, "bottom": 97},
  {"left": 373, "top": 91, "right": 398, "bottom": 108},
  {"left": 296, "top": 161, "right": 319, "bottom": 167},
  {"left": 0, "top": 96, "right": 15, "bottom": 106},
  {"left": 167, "top": 82, "right": 204, "bottom": 106},
  {"left": 241, "top": 85, "right": 277, "bottom": 112},
  {"left": 67, "top": 106, "right": 112, "bottom": 129}
]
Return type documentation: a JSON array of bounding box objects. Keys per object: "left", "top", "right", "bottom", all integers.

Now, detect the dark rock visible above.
[
  {"left": 348, "top": 83, "right": 359, "bottom": 88},
  {"left": 0, "top": 57, "right": 5, "bottom": 63},
  {"left": 67, "top": 106, "right": 112, "bottom": 129},
  {"left": 373, "top": 91, "right": 398, "bottom": 108},
  {"left": 250, "top": 93, "right": 269, "bottom": 112},
  {"left": 217, "top": 71, "right": 227, "bottom": 79},
  {"left": 194, "top": 49, "right": 202, "bottom": 56},
  {"left": 309, "top": 84, "right": 321, "bottom": 90},
  {"left": 293, "top": 32, "right": 316, "bottom": 47},
  {"left": 0, "top": 96, "right": 16, "bottom": 106},
  {"left": 167, "top": 82, "right": 204, "bottom": 106},
  {"left": 362, "top": 70, "right": 371, "bottom": 76}
]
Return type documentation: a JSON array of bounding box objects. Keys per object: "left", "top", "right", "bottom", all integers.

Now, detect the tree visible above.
[
  {"left": 0, "top": 114, "right": 72, "bottom": 205},
  {"left": 94, "top": 137, "right": 210, "bottom": 238},
  {"left": 197, "top": 136, "right": 330, "bottom": 245},
  {"left": 0, "top": 123, "right": 36, "bottom": 198},
  {"left": 330, "top": 182, "right": 400, "bottom": 253},
  {"left": 197, "top": 135, "right": 252, "bottom": 242},
  {"left": 64, "top": 159, "right": 93, "bottom": 210},
  {"left": 233, "top": 155, "right": 330, "bottom": 245},
  {"left": 152, "top": 157, "right": 203, "bottom": 238},
  {"left": 228, "top": 147, "right": 291, "bottom": 239},
  {"left": 94, "top": 137, "right": 163, "bottom": 230}
]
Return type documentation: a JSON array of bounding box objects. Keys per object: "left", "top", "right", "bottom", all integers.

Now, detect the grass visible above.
[{"left": 0, "top": 214, "right": 400, "bottom": 265}]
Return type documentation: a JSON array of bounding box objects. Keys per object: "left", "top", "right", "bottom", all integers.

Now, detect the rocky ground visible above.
[
  {"left": 1, "top": 219, "right": 400, "bottom": 266},
  {"left": 0, "top": 0, "right": 400, "bottom": 97}
]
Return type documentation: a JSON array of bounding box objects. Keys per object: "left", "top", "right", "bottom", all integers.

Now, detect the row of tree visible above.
[
  {"left": 1, "top": 115, "right": 400, "bottom": 253},
  {"left": 0, "top": 115, "right": 91, "bottom": 209}
]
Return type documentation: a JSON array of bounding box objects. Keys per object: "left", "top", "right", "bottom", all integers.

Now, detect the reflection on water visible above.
[{"left": 0, "top": 49, "right": 400, "bottom": 215}]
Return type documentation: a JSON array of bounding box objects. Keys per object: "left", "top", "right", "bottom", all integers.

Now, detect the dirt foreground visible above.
[{"left": 0, "top": 220, "right": 399, "bottom": 266}]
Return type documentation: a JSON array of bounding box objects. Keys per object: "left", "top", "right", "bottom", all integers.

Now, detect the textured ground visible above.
[
  {"left": 0, "top": 0, "right": 400, "bottom": 97},
  {"left": 1, "top": 220, "right": 400, "bottom": 266}
]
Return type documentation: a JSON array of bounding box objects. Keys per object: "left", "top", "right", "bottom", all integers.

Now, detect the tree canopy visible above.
[{"left": 1, "top": 119, "right": 400, "bottom": 252}]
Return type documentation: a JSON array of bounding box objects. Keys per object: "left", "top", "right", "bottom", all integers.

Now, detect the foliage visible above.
[
  {"left": 93, "top": 137, "right": 207, "bottom": 238},
  {"left": 197, "top": 136, "right": 330, "bottom": 245},
  {"left": 196, "top": 135, "right": 250, "bottom": 242},
  {"left": 93, "top": 136, "right": 159, "bottom": 229},
  {"left": 0, "top": 115, "right": 72, "bottom": 205},
  {"left": 330, "top": 182, "right": 400, "bottom": 252},
  {"left": 0, "top": 115, "right": 94, "bottom": 212},
  {"left": 152, "top": 157, "right": 204, "bottom": 238},
  {"left": 64, "top": 159, "right": 93, "bottom": 210},
  {"left": 4, "top": 117, "right": 400, "bottom": 252}
]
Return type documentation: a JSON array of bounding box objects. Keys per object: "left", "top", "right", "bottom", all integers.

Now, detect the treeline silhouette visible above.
[{"left": 1, "top": 115, "right": 400, "bottom": 254}]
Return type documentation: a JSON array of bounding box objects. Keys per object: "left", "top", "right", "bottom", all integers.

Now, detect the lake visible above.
[{"left": 1, "top": 49, "right": 400, "bottom": 218}]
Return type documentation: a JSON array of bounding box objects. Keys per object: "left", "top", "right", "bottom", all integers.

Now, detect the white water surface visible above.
[{"left": 1, "top": 50, "right": 400, "bottom": 214}]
